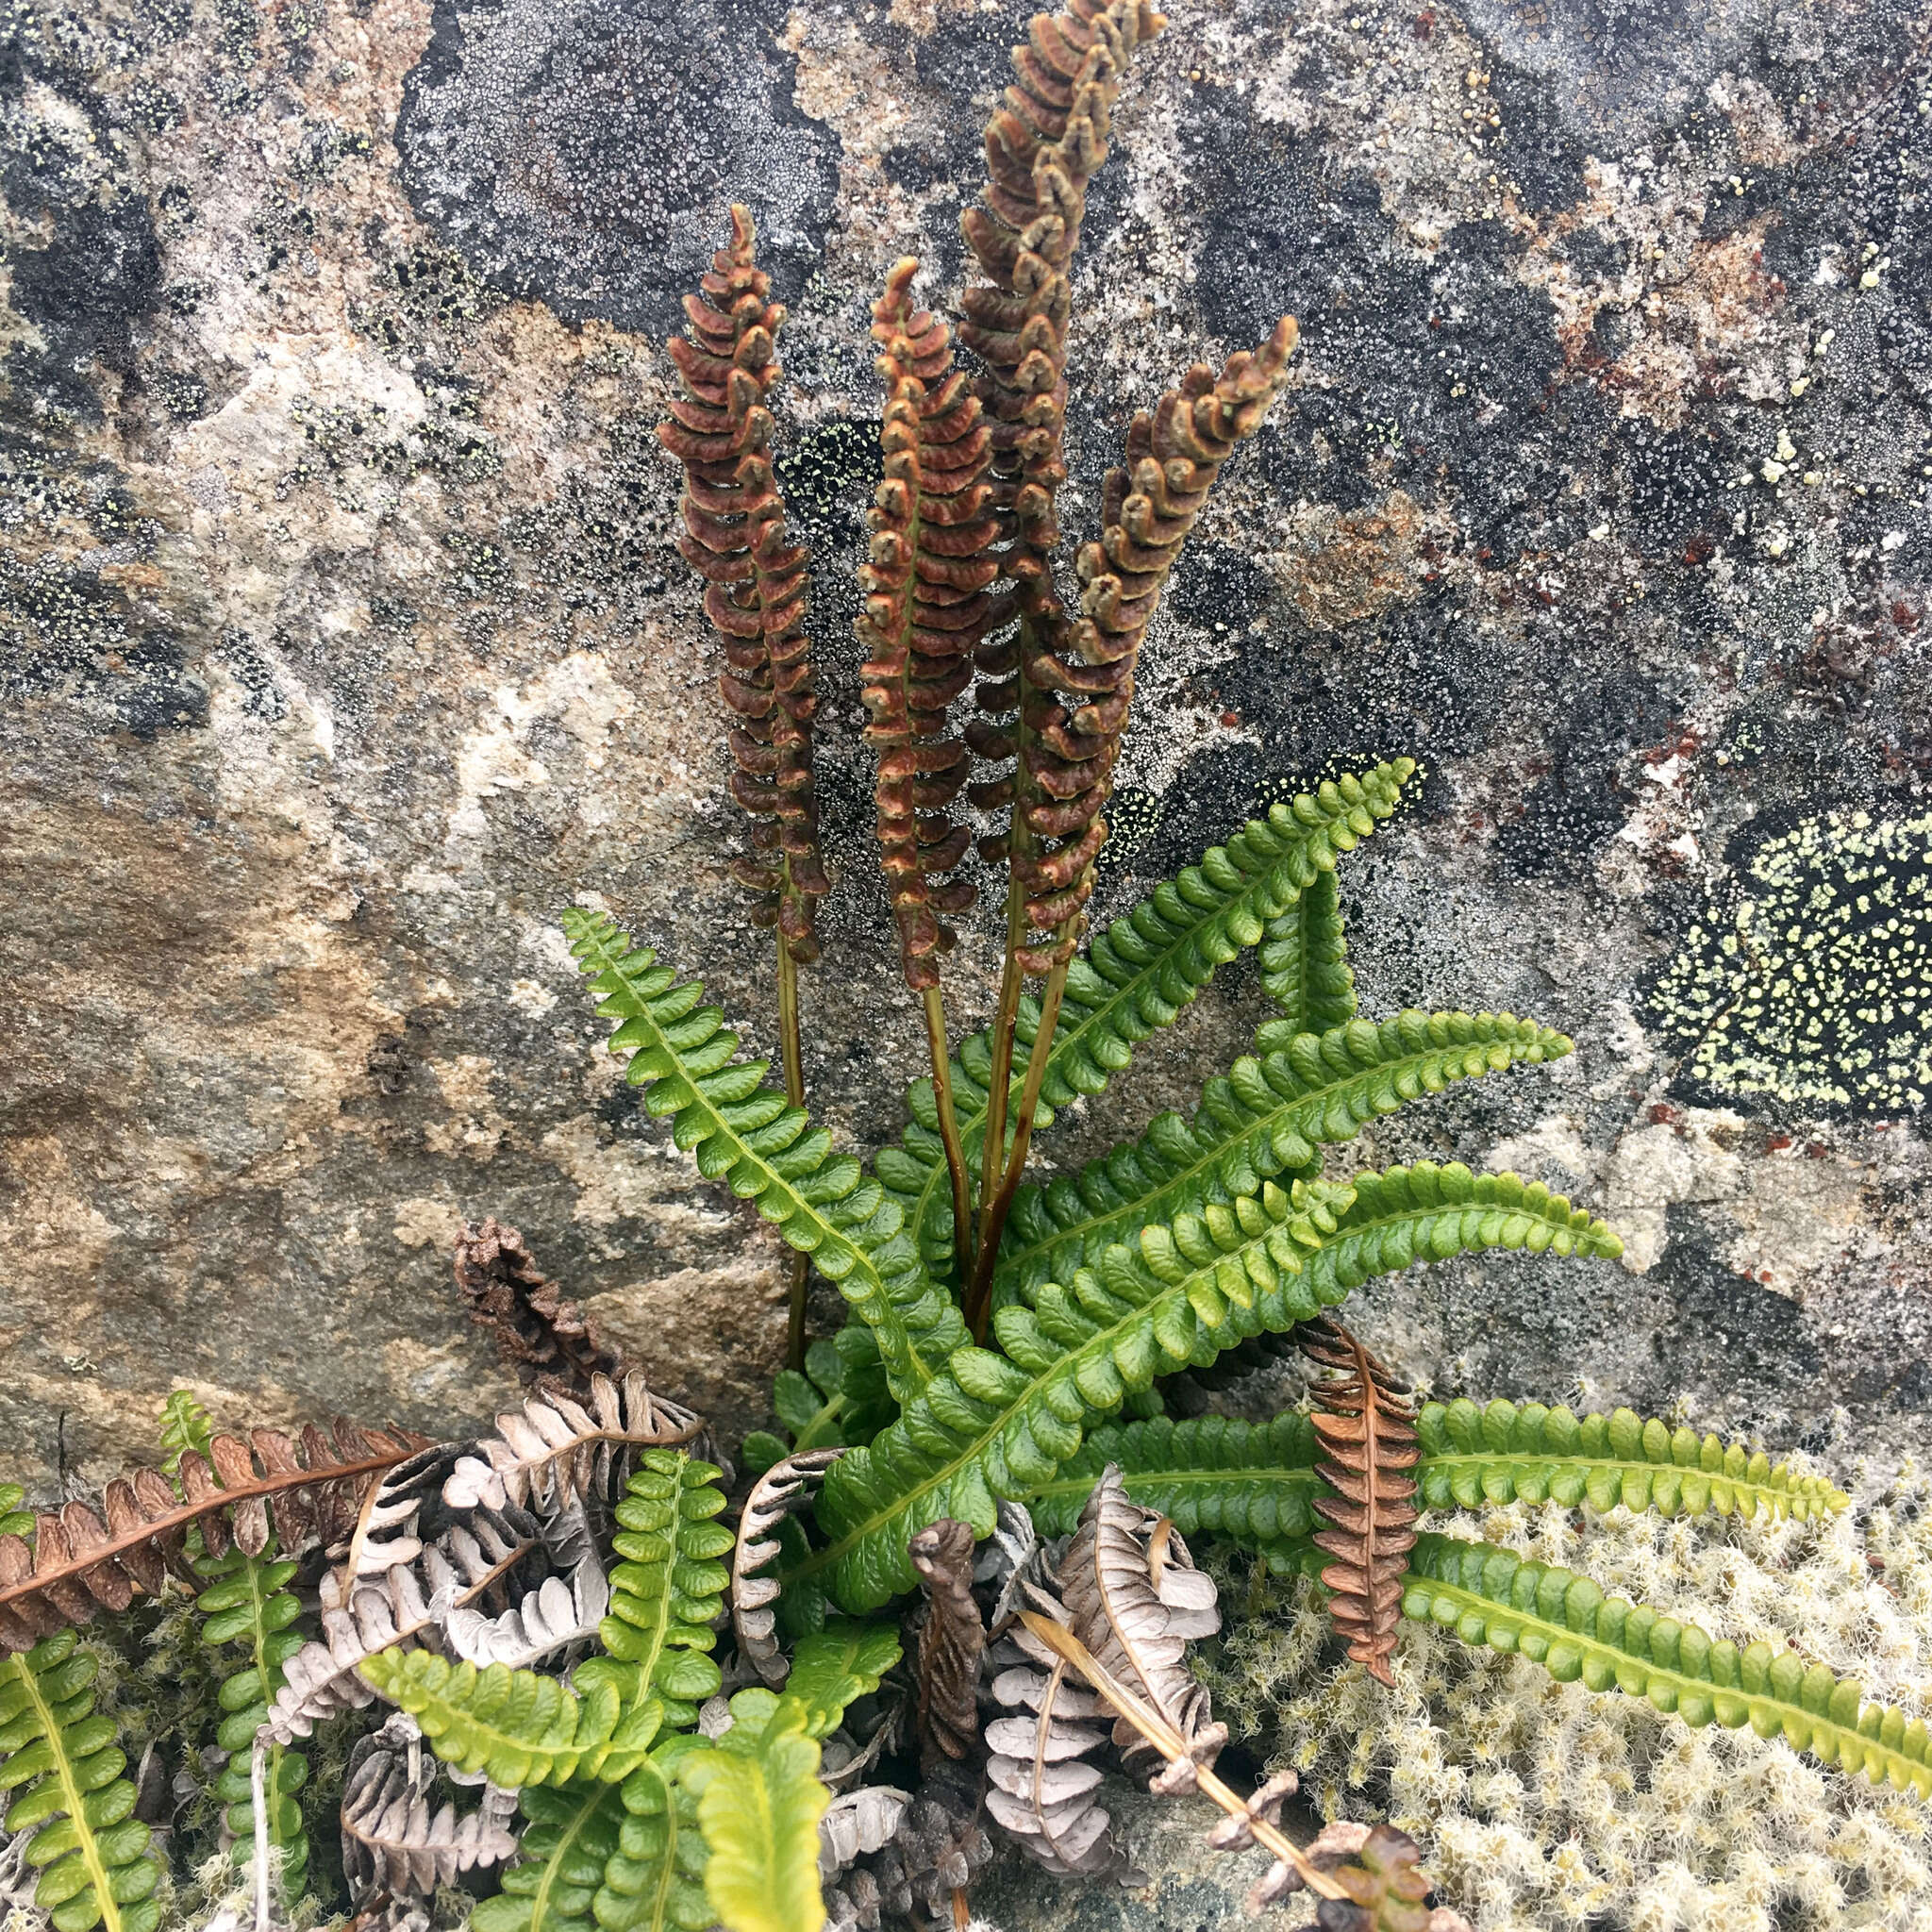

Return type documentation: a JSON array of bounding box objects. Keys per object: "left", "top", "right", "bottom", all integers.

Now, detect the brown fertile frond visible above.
[
  {"left": 454, "top": 1217, "right": 625, "bottom": 1395},
  {"left": 859, "top": 258, "right": 1008, "bottom": 987},
  {"left": 1299, "top": 1315, "right": 1420, "bottom": 1688},
  {"left": 907, "top": 1517, "right": 986, "bottom": 1773},
  {"left": 0, "top": 1418, "right": 427, "bottom": 1655},
  {"left": 958, "top": 0, "right": 1167, "bottom": 597},
  {"left": 658, "top": 203, "right": 828, "bottom": 962},
  {"left": 442, "top": 1372, "right": 703, "bottom": 1518},
  {"left": 1056, "top": 1464, "right": 1225, "bottom": 1787},
  {"left": 972, "top": 319, "right": 1300, "bottom": 971},
  {"left": 731, "top": 1445, "right": 844, "bottom": 1686}
]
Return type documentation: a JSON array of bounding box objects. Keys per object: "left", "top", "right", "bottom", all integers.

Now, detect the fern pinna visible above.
[{"left": 0, "top": 2, "right": 1904, "bottom": 1927}]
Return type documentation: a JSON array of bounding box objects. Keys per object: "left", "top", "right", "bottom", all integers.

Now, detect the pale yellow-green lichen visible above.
[
  {"left": 1653, "top": 808, "right": 1932, "bottom": 1114},
  {"left": 1208, "top": 1458, "right": 1932, "bottom": 1931}
]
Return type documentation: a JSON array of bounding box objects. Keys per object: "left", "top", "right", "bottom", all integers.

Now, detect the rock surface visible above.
[{"left": 3, "top": 0, "right": 1930, "bottom": 1507}]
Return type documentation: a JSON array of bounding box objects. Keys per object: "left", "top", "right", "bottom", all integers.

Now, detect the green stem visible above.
[
  {"left": 965, "top": 953, "right": 1069, "bottom": 1341},
  {"left": 777, "top": 932, "right": 809, "bottom": 1372},
  {"left": 923, "top": 983, "right": 975, "bottom": 1290}
]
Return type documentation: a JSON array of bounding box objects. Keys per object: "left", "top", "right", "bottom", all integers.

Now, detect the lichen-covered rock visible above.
[{"left": 2, "top": 0, "right": 1929, "bottom": 1501}]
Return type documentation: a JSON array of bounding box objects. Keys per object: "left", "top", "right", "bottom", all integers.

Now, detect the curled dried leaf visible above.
[
  {"left": 1056, "top": 1465, "right": 1224, "bottom": 1784},
  {"left": 908, "top": 1517, "right": 985, "bottom": 1773},
  {"left": 731, "top": 1446, "right": 845, "bottom": 1686},
  {"left": 340, "top": 1718, "right": 519, "bottom": 1906},
  {"left": 454, "top": 1217, "right": 625, "bottom": 1394}
]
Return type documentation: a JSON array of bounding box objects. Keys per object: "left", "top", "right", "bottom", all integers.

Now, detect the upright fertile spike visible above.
[
  {"left": 658, "top": 204, "right": 828, "bottom": 962},
  {"left": 1297, "top": 1314, "right": 1420, "bottom": 1686},
  {"left": 858, "top": 259, "right": 1008, "bottom": 986},
  {"left": 972, "top": 318, "right": 1300, "bottom": 974},
  {"left": 959, "top": 0, "right": 1168, "bottom": 602}
]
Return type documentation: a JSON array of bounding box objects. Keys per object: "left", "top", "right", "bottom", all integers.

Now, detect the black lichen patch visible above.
[
  {"left": 396, "top": 0, "right": 840, "bottom": 337},
  {"left": 773, "top": 416, "right": 883, "bottom": 552},
  {"left": 1649, "top": 805, "right": 1932, "bottom": 1117}
]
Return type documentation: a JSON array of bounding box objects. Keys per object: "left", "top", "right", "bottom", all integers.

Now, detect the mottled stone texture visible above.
[{"left": 3, "top": 0, "right": 1930, "bottom": 1516}]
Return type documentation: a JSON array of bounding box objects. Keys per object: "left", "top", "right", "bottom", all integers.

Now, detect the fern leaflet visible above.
[
  {"left": 995, "top": 1010, "right": 1572, "bottom": 1303},
  {"left": 160, "top": 1390, "right": 310, "bottom": 1904},
  {"left": 472, "top": 1783, "right": 625, "bottom": 1932},
  {"left": 358, "top": 1651, "right": 659, "bottom": 1788},
  {"left": 1405, "top": 1534, "right": 1932, "bottom": 1796},
  {"left": 1414, "top": 1398, "right": 1848, "bottom": 1520},
  {"left": 562, "top": 908, "right": 964, "bottom": 1403},
  {"left": 1257, "top": 864, "right": 1356, "bottom": 1033},
  {"left": 877, "top": 762, "right": 1417, "bottom": 1277},
  {"left": 686, "top": 1695, "right": 829, "bottom": 1932},
  {"left": 578, "top": 1451, "right": 732, "bottom": 1732},
  {"left": 0, "top": 1631, "right": 163, "bottom": 1932}
]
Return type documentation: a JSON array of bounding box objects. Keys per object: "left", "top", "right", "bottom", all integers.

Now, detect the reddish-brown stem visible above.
[
  {"left": 965, "top": 951, "right": 1069, "bottom": 1341},
  {"left": 923, "top": 983, "right": 975, "bottom": 1290},
  {"left": 777, "top": 930, "right": 809, "bottom": 1370}
]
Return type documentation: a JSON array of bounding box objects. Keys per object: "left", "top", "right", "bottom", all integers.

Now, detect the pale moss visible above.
[{"left": 1208, "top": 1459, "right": 1932, "bottom": 1929}]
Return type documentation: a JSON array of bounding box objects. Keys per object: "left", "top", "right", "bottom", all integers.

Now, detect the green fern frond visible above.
[
  {"left": 1405, "top": 1534, "right": 1932, "bottom": 1796},
  {"left": 473, "top": 1783, "right": 626, "bottom": 1932},
  {"left": 686, "top": 1697, "right": 828, "bottom": 1932},
  {"left": 199, "top": 1551, "right": 309, "bottom": 1901},
  {"left": 1024, "top": 1412, "right": 1322, "bottom": 1552},
  {"left": 996, "top": 1011, "right": 1572, "bottom": 1303},
  {"left": 1257, "top": 865, "right": 1356, "bottom": 1033},
  {"left": 876, "top": 761, "right": 1418, "bottom": 1277},
  {"left": 0, "top": 1486, "right": 33, "bottom": 1541},
  {"left": 577, "top": 1451, "right": 732, "bottom": 1733},
  {"left": 601, "top": 1739, "right": 713, "bottom": 1932},
  {"left": 561, "top": 908, "right": 965, "bottom": 1403},
  {"left": 763, "top": 1625, "right": 900, "bottom": 1740},
  {"left": 1415, "top": 1398, "right": 1848, "bottom": 1521},
  {"left": 803, "top": 1158, "right": 1614, "bottom": 1611},
  {"left": 0, "top": 1632, "right": 163, "bottom": 1932},
  {"left": 160, "top": 1390, "right": 311, "bottom": 1904},
  {"left": 1302, "top": 1161, "right": 1623, "bottom": 1301},
  {"left": 358, "top": 1651, "right": 659, "bottom": 1789}
]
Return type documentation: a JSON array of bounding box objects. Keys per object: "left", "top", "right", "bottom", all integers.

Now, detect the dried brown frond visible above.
[
  {"left": 341, "top": 1720, "right": 518, "bottom": 1906},
  {"left": 1055, "top": 1464, "right": 1225, "bottom": 1787},
  {"left": 441, "top": 1371, "right": 703, "bottom": 1519},
  {"left": 0, "top": 1418, "right": 427, "bottom": 1655},
  {"left": 658, "top": 204, "right": 827, "bottom": 962},
  {"left": 858, "top": 259, "right": 1006, "bottom": 987},
  {"left": 266, "top": 1507, "right": 545, "bottom": 1743},
  {"left": 453, "top": 1217, "right": 625, "bottom": 1394},
  {"left": 981, "top": 1543, "right": 1118, "bottom": 1877},
  {"left": 907, "top": 1517, "right": 985, "bottom": 1773},
  {"left": 1298, "top": 1315, "right": 1420, "bottom": 1688},
  {"left": 730, "top": 1445, "right": 844, "bottom": 1686}
]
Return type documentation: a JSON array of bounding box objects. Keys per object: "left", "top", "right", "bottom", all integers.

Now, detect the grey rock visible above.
[{"left": 2, "top": 0, "right": 1929, "bottom": 1512}]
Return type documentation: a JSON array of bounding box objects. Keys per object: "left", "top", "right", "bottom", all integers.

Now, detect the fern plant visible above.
[{"left": 0, "top": 3, "right": 1906, "bottom": 1929}]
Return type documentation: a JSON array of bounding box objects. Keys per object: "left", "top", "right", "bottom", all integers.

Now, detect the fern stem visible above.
[
  {"left": 978, "top": 877, "right": 1027, "bottom": 1242},
  {"left": 777, "top": 936, "right": 809, "bottom": 1370},
  {"left": 966, "top": 953, "right": 1070, "bottom": 1340},
  {"left": 5, "top": 1649, "right": 126, "bottom": 1932},
  {"left": 922, "top": 983, "right": 975, "bottom": 1289}
]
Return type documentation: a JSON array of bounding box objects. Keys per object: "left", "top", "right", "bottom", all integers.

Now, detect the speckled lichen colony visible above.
[{"left": 1653, "top": 808, "right": 1932, "bottom": 1115}]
